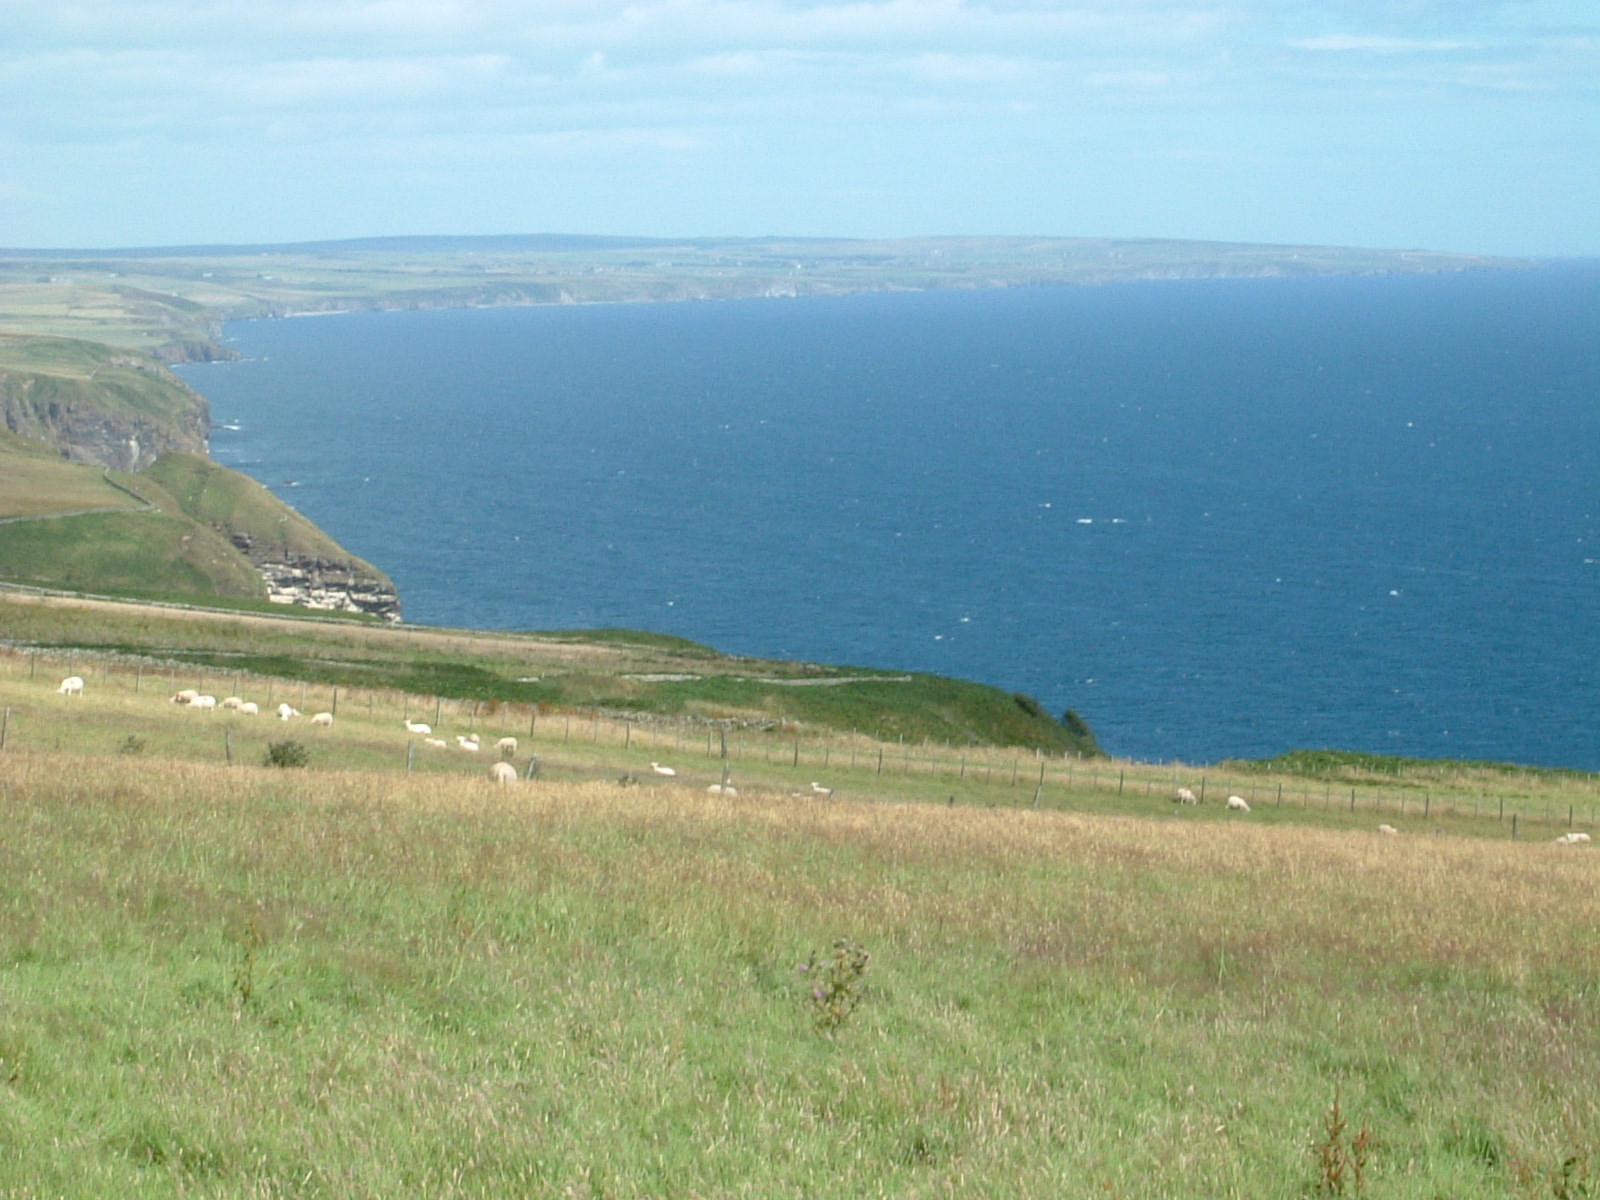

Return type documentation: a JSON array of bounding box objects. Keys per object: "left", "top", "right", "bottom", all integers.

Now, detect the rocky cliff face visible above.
[
  {"left": 0, "top": 356, "right": 209, "bottom": 471},
  {"left": 228, "top": 534, "right": 401, "bottom": 622}
]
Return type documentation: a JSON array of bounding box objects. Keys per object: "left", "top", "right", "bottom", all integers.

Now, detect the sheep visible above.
[
  {"left": 220, "top": 696, "right": 244, "bottom": 710},
  {"left": 1226, "top": 795, "right": 1250, "bottom": 813},
  {"left": 403, "top": 719, "right": 432, "bottom": 735},
  {"left": 423, "top": 737, "right": 448, "bottom": 749},
  {"left": 650, "top": 763, "right": 676, "bottom": 777},
  {"left": 57, "top": 675, "right": 85, "bottom": 696},
  {"left": 1555, "top": 832, "right": 1592, "bottom": 846},
  {"left": 707, "top": 784, "right": 739, "bottom": 797},
  {"left": 191, "top": 694, "right": 217, "bottom": 711},
  {"left": 276, "top": 703, "right": 299, "bottom": 720},
  {"left": 310, "top": 712, "right": 334, "bottom": 727},
  {"left": 238, "top": 701, "right": 260, "bottom": 716},
  {"left": 810, "top": 782, "right": 835, "bottom": 798},
  {"left": 1175, "top": 787, "right": 1199, "bottom": 805},
  {"left": 496, "top": 736, "right": 518, "bottom": 757},
  {"left": 456, "top": 735, "right": 480, "bottom": 751},
  {"left": 489, "top": 761, "right": 519, "bottom": 785},
  {"left": 1377, "top": 824, "right": 1399, "bottom": 835},
  {"left": 171, "top": 689, "right": 199, "bottom": 705}
]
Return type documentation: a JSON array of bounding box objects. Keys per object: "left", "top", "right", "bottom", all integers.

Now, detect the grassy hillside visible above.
[
  {"left": 0, "top": 430, "right": 143, "bottom": 519},
  {"left": 0, "top": 740, "right": 1594, "bottom": 1196},
  {"left": 0, "top": 592, "right": 1094, "bottom": 752},
  {"left": 0, "top": 452, "right": 402, "bottom": 613},
  {"left": 0, "top": 498, "right": 266, "bottom": 602},
  {"left": 144, "top": 452, "right": 392, "bottom": 587}
]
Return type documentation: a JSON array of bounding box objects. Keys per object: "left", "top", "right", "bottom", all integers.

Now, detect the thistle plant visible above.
[{"left": 800, "top": 938, "right": 870, "bottom": 1034}]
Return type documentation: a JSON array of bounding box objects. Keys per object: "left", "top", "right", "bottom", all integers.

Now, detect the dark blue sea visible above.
[{"left": 177, "top": 263, "right": 1600, "bottom": 769}]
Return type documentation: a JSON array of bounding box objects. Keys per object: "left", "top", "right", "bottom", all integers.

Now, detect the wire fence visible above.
[{"left": 4, "top": 645, "right": 1595, "bottom": 836}]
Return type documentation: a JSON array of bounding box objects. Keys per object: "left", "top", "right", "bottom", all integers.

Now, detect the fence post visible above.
[
  {"left": 331, "top": 687, "right": 339, "bottom": 717},
  {"left": 225, "top": 730, "right": 233, "bottom": 767},
  {"left": 793, "top": 737, "right": 800, "bottom": 767},
  {"left": 406, "top": 741, "right": 415, "bottom": 773},
  {"left": 1118, "top": 769, "right": 1125, "bottom": 796},
  {"left": 877, "top": 747, "right": 884, "bottom": 775},
  {"left": 1, "top": 706, "right": 9, "bottom": 751}
]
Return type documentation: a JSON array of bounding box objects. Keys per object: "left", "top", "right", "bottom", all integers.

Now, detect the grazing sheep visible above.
[
  {"left": 220, "top": 696, "right": 243, "bottom": 710},
  {"left": 650, "top": 763, "right": 676, "bottom": 777},
  {"left": 1226, "top": 795, "right": 1250, "bottom": 813},
  {"left": 276, "top": 703, "right": 298, "bottom": 720},
  {"left": 707, "top": 784, "right": 739, "bottom": 797},
  {"left": 404, "top": 719, "right": 432, "bottom": 734},
  {"left": 496, "top": 736, "right": 518, "bottom": 757},
  {"left": 423, "top": 737, "right": 448, "bottom": 748},
  {"left": 489, "top": 761, "right": 518, "bottom": 785},
  {"left": 310, "top": 712, "right": 334, "bottom": 727},
  {"left": 57, "top": 675, "right": 85, "bottom": 696},
  {"left": 1377, "top": 824, "right": 1399, "bottom": 835},
  {"left": 810, "top": 782, "right": 835, "bottom": 798},
  {"left": 191, "top": 694, "right": 217, "bottom": 711},
  {"left": 1175, "top": 787, "right": 1199, "bottom": 805},
  {"left": 1555, "top": 832, "right": 1592, "bottom": 846},
  {"left": 171, "top": 689, "right": 199, "bottom": 705},
  {"left": 456, "top": 736, "right": 480, "bottom": 751},
  {"left": 238, "top": 701, "right": 260, "bottom": 716}
]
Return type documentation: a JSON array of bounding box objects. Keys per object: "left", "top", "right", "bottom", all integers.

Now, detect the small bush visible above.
[
  {"left": 800, "top": 938, "right": 871, "bottom": 1034},
  {"left": 262, "top": 740, "right": 309, "bottom": 769},
  {"left": 117, "top": 735, "right": 146, "bottom": 756}
]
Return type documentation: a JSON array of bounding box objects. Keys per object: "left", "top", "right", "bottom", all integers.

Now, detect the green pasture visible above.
[{"left": 0, "top": 744, "right": 1596, "bottom": 1197}]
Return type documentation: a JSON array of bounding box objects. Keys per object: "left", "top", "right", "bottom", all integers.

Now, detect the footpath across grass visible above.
[{"left": 1, "top": 751, "right": 1599, "bottom": 1197}]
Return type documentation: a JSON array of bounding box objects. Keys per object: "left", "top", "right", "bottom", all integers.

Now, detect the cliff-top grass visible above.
[{"left": 1, "top": 742, "right": 1597, "bottom": 1198}]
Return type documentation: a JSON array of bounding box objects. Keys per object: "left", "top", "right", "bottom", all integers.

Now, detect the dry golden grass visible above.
[{"left": 3, "top": 747, "right": 1599, "bottom": 1195}]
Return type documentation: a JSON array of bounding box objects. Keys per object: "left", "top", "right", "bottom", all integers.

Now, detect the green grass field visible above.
[
  {"left": 0, "top": 736, "right": 1596, "bottom": 1196},
  {"left": 2, "top": 597, "right": 1598, "bottom": 1197}
]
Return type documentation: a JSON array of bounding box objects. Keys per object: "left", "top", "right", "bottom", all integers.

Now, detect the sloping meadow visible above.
[{"left": 1, "top": 753, "right": 1597, "bottom": 1197}]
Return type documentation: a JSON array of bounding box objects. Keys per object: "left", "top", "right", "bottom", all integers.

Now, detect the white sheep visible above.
[
  {"left": 1226, "top": 795, "right": 1250, "bottom": 813},
  {"left": 238, "top": 701, "right": 260, "bottom": 716},
  {"left": 220, "top": 696, "right": 244, "bottom": 710},
  {"left": 650, "top": 762, "right": 676, "bottom": 777},
  {"left": 311, "top": 711, "right": 334, "bottom": 727},
  {"left": 489, "top": 761, "right": 519, "bottom": 785},
  {"left": 1555, "top": 832, "right": 1592, "bottom": 846},
  {"left": 456, "top": 735, "right": 480, "bottom": 751},
  {"left": 423, "top": 736, "right": 448, "bottom": 748},
  {"left": 171, "top": 689, "right": 199, "bottom": 705},
  {"left": 707, "top": 783, "right": 739, "bottom": 797},
  {"left": 1377, "top": 824, "right": 1399, "bottom": 835},
  {"left": 810, "top": 782, "right": 835, "bottom": 798},
  {"left": 57, "top": 675, "right": 85, "bottom": 696},
  {"left": 276, "top": 703, "right": 298, "bottom": 720},
  {"left": 496, "top": 736, "right": 518, "bottom": 756},
  {"left": 191, "top": 694, "right": 217, "bottom": 711},
  {"left": 404, "top": 719, "right": 432, "bottom": 735},
  {"left": 1175, "top": 787, "right": 1199, "bottom": 805}
]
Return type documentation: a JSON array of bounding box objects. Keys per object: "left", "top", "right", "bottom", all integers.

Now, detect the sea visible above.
[{"left": 175, "top": 261, "right": 1600, "bottom": 769}]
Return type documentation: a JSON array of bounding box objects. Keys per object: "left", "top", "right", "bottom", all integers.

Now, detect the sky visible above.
[{"left": 1, "top": 1, "right": 1596, "bottom": 256}]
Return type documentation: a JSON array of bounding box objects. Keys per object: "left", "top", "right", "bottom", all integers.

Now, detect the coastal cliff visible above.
[{"left": 0, "top": 335, "right": 209, "bottom": 471}]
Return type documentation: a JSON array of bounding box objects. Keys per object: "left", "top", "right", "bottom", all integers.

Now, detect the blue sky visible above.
[{"left": 2, "top": 1, "right": 1595, "bottom": 255}]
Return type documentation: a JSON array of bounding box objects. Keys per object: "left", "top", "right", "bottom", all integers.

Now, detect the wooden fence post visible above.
[{"left": 1, "top": 706, "right": 9, "bottom": 751}]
